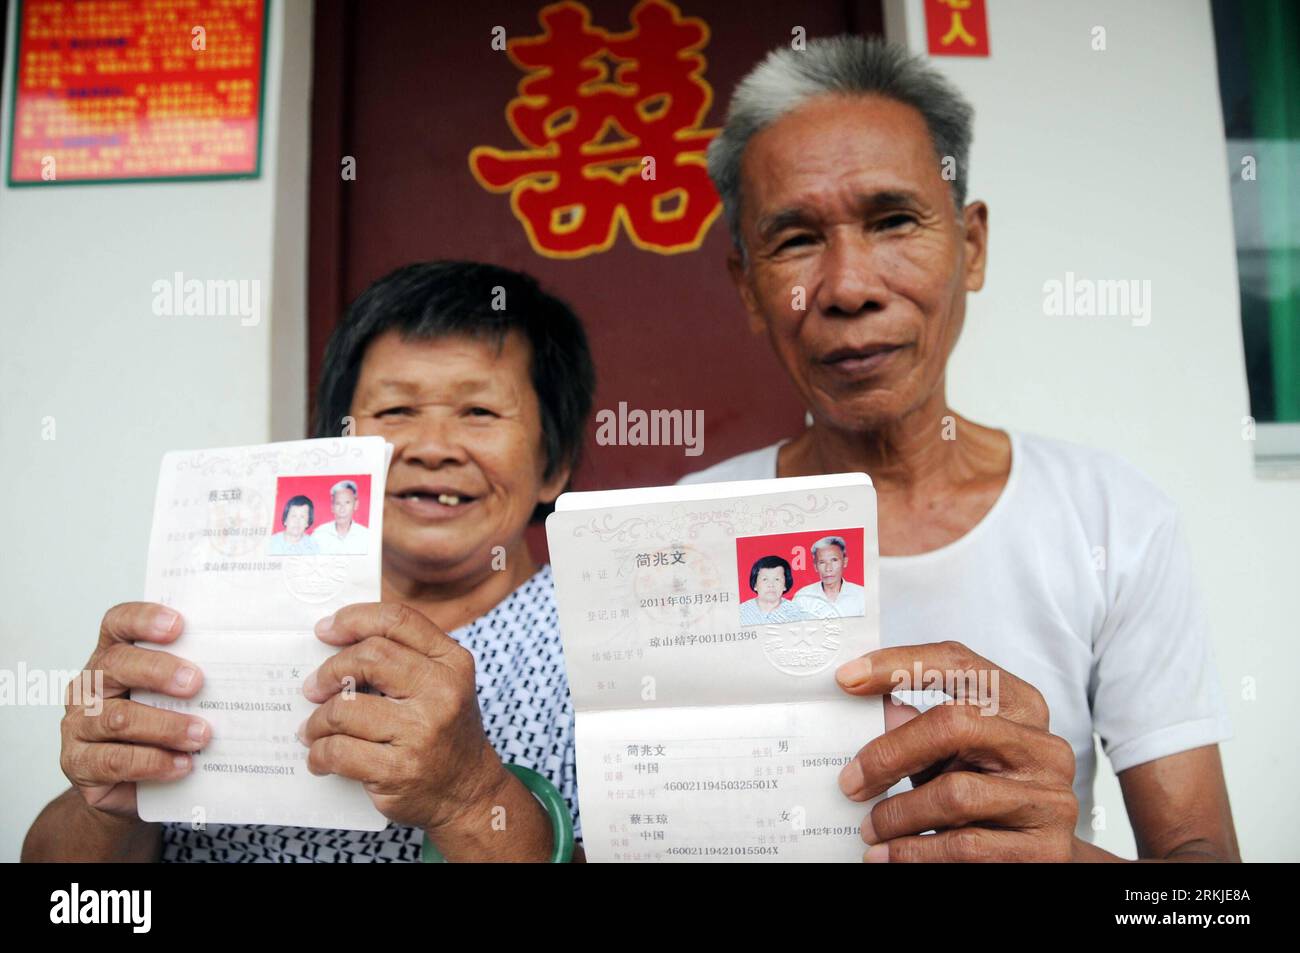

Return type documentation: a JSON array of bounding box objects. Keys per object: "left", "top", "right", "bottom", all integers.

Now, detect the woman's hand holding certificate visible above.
[
  {"left": 60, "top": 602, "right": 209, "bottom": 820},
  {"left": 130, "top": 436, "right": 396, "bottom": 832},
  {"left": 298, "top": 602, "right": 514, "bottom": 834}
]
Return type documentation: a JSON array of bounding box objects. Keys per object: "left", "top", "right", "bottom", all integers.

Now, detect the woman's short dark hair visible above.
[
  {"left": 312, "top": 261, "right": 596, "bottom": 520},
  {"left": 749, "top": 555, "right": 794, "bottom": 593},
  {"left": 282, "top": 495, "right": 315, "bottom": 528}
]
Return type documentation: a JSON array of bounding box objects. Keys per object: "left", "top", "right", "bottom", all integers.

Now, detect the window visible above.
[{"left": 1212, "top": 0, "right": 1300, "bottom": 475}]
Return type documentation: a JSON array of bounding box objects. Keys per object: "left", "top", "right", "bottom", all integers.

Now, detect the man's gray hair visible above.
[
  {"left": 330, "top": 479, "right": 359, "bottom": 499},
  {"left": 707, "top": 35, "right": 975, "bottom": 256},
  {"left": 810, "top": 535, "right": 848, "bottom": 559}
]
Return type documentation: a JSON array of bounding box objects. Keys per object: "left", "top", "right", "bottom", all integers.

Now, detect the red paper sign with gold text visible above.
[
  {"left": 7, "top": 0, "right": 268, "bottom": 185},
  {"left": 924, "top": 0, "right": 990, "bottom": 57}
]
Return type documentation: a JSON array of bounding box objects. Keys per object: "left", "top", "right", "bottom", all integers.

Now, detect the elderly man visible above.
[
  {"left": 312, "top": 479, "right": 372, "bottom": 555},
  {"left": 681, "top": 37, "right": 1237, "bottom": 862},
  {"left": 793, "top": 536, "right": 866, "bottom": 619}
]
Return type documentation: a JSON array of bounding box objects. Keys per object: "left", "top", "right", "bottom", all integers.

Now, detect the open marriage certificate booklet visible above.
[
  {"left": 135, "top": 437, "right": 392, "bottom": 831},
  {"left": 547, "top": 473, "right": 885, "bottom": 862}
]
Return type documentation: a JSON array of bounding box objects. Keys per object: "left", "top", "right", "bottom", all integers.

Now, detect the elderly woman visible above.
[
  {"left": 23, "top": 260, "right": 594, "bottom": 862},
  {"left": 268, "top": 495, "right": 320, "bottom": 556},
  {"left": 738, "top": 555, "right": 812, "bottom": 625}
]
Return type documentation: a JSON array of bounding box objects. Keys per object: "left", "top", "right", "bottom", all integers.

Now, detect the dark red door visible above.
[{"left": 309, "top": 0, "right": 885, "bottom": 557}]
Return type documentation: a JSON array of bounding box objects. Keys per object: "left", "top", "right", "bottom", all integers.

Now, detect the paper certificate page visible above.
[
  {"left": 547, "top": 476, "right": 885, "bottom": 861},
  {"left": 134, "top": 437, "right": 392, "bottom": 831}
]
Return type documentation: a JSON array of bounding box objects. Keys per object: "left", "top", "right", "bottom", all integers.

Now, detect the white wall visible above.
[
  {"left": 887, "top": 0, "right": 1298, "bottom": 860},
  {"left": 0, "top": 0, "right": 313, "bottom": 860}
]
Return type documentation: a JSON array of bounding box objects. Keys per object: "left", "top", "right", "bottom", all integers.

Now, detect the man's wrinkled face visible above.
[
  {"left": 729, "top": 94, "right": 987, "bottom": 431},
  {"left": 332, "top": 488, "right": 357, "bottom": 523},
  {"left": 815, "top": 544, "right": 846, "bottom": 585}
]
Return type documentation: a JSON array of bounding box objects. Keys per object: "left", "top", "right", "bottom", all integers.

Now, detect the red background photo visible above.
[
  {"left": 734, "top": 527, "right": 867, "bottom": 603},
  {"left": 272, "top": 474, "right": 373, "bottom": 535}
]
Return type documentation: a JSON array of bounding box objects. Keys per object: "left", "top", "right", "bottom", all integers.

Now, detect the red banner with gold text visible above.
[{"left": 7, "top": 0, "right": 267, "bottom": 185}]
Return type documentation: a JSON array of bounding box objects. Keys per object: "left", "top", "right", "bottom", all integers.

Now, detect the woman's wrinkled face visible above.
[
  {"left": 349, "top": 329, "right": 567, "bottom": 579},
  {"left": 754, "top": 566, "right": 787, "bottom": 602},
  {"left": 284, "top": 504, "right": 310, "bottom": 540}
]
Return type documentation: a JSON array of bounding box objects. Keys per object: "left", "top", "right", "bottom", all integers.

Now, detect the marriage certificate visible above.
[
  {"left": 547, "top": 473, "right": 885, "bottom": 861},
  {"left": 134, "top": 437, "right": 392, "bottom": 831}
]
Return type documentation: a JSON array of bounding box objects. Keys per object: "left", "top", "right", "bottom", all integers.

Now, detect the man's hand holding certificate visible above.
[{"left": 547, "top": 473, "right": 886, "bottom": 861}]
